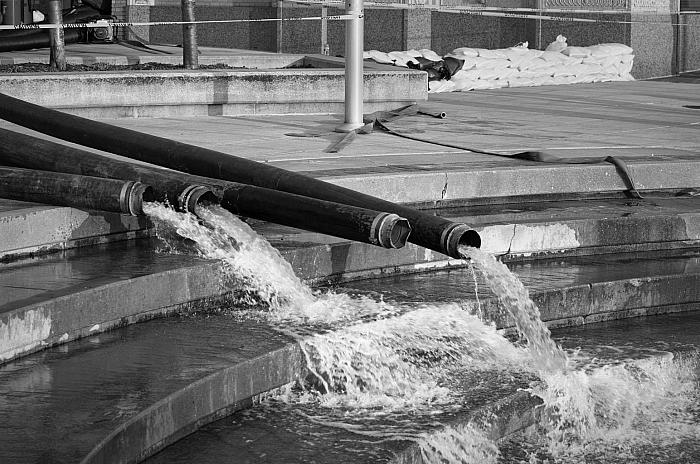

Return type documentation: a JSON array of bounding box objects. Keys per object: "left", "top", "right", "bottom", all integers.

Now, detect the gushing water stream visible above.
[{"left": 144, "top": 202, "right": 699, "bottom": 463}]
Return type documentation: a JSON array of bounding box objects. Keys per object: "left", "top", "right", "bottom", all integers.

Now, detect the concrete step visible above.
[
  {"left": 2, "top": 197, "right": 699, "bottom": 363},
  {"left": 0, "top": 56, "right": 426, "bottom": 118},
  {"left": 1, "top": 250, "right": 698, "bottom": 464}
]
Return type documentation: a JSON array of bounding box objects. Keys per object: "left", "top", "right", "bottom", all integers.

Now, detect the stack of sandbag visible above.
[{"left": 362, "top": 37, "right": 635, "bottom": 93}]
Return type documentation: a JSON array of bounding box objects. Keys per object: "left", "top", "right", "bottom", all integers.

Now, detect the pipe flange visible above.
[
  {"left": 178, "top": 185, "right": 218, "bottom": 214},
  {"left": 441, "top": 223, "right": 481, "bottom": 258},
  {"left": 369, "top": 212, "right": 411, "bottom": 249},
  {"left": 119, "top": 181, "right": 153, "bottom": 216}
]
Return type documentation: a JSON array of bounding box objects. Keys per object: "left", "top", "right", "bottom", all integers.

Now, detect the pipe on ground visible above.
[
  {"left": 0, "top": 93, "right": 480, "bottom": 257},
  {"left": 0, "top": 128, "right": 411, "bottom": 249},
  {"left": 0, "top": 5, "right": 102, "bottom": 53},
  {"left": 0, "top": 166, "right": 153, "bottom": 215}
]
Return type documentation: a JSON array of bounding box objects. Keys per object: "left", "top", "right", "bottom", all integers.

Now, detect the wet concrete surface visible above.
[
  {"left": 0, "top": 239, "right": 207, "bottom": 312},
  {"left": 0, "top": 314, "right": 293, "bottom": 464},
  {"left": 340, "top": 248, "right": 700, "bottom": 303}
]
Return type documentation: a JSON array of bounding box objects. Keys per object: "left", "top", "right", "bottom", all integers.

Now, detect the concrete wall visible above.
[
  {"left": 109, "top": 1, "right": 699, "bottom": 78},
  {"left": 680, "top": 13, "right": 700, "bottom": 72}
]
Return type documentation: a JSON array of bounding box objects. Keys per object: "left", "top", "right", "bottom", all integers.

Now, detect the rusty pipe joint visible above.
[
  {"left": 441, "top": 223, "right": 481, "bottom": 258},
  {"left": 369, "top": 212, "right": 411, "bottom": 249},
  {"left": 119, "top": 181, "right": 154, "bottom": 216}
]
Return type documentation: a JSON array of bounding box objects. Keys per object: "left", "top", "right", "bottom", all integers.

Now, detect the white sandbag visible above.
[
  {"left": 587, "top": 73, "right": 619, "bottom": 83},
  {"left": 619, "top": 72, "right": 635, "bottom": 81},
  {"left": 540, "top": 51, "right": 569, "bottom": 63},
  {"left": 387, "top": 51, "right": 408, "bottom": 67},
  {"left": 367, "top": 50, "right": 394, "bottom": 64},
  {"left": 405, "top": 49, "right": 424, "bottom": 57},
  {"left": 615, "top": 55, "right": 635, "bottom": 74},
  {"left": 531, "top": 75, "right": 556, "bottom": 86},
  {"left": 472, "top": 79, "right": 500, "bottom": 90},
  {"left": 583, "top": 55, "right": 621, "bottom": 69},
  {"left": 488, "top": 79, "right": 510, "bottom": 89},
  {"left": 503, "top": 47, "right": 543, "bottom": 60},
  {"left": 505, "top": 50, "right": 545, "bottom": 69},
  {"left": 508, "top": 77, "right": 537, "bottom": 87},
  {"left": 540, "top": 51, "right": 583, "bottom": 66},
  {"left": 429, "top": 79, "right": 456, "bottom": 93},
  {"left": 451, "top": 69, "right": 482, "bottom": 80},
  {"left": 451, "top": 77, "right": 479, "bottom": 91},
  {"left": 518, "top": 57, "right": 556, "bottom": 71},
  {"left": 587, "top": 43, "right": 634, "bottom": 57},
  {"left": 545, "top": 35, "right": 568, "bottom": 52},
  {"left": 420, "top": 49, "right": 443, "bottom": 61},
  {"left": 552, "top": 75, "right": 578, "bottom": 85},
  {"left": 444, "top": 56, "right": 478, "bottom": 71},
  {"left": 572, "top": 75, "right": 596, "bottom": 84},
  {"left": 568, "top": 62, "right": 604, "bottom": 76},
  {"left": 473, "top": 57, "right": 511, "bottom": 69},
  {"left": 450, "top": 47, "right": 480, "bottom": 58},
  {"left": 478, "top": 67, "right": 517, "bottom": 80},
  {"left": 551, "top": 67, "right": 576, "bottom": 78},
  {"left": 562, "top": 46, "right": 592, "bottom": 58},
  {"left": 516, "top": 69, "right": 555, "bottom": 79},
  {"left": 477, "top": 48, "right": 509, "bottom": 59}
]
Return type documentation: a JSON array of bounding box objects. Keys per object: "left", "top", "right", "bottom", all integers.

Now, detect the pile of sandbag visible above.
[{"left": 362, "top": 36, "right": 635, "bottom": 93}]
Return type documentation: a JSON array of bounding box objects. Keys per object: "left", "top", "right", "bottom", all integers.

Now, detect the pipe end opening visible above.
[
  {"left": 372, "top": 213, "right": 412, "bottom": 249},
  {"left": 178, "top": 185, "right": 218, "bottom": 214},
  {"left": 443, "top": 223, "right": 481, "bottom": 258}
]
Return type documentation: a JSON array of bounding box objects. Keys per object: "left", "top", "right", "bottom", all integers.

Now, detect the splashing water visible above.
[
  {"left": 459, "top": 246, "right": 569, "bottom": 373},
  {"left": 144, "top": 202, "right": 699, "bottom": 463}
]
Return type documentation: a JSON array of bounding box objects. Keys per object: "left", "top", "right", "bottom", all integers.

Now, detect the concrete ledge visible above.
[
  {"left": 0, "top": 261, "right": 229, "bottom": 363},
  {"left": 326, "top": 161, "right": 700, "bottom": 205},
  {"left": 2, "top": 205, "right": 700, "bottom": 363},
  {"left": 0, "top": 68, "right": 427, "bottom": 117},
  {"left": 0, "top": 204, "right": 149, "bottom": 261},
  {"left": 81, "top": 343, "right": 304, "bottom": 464}
]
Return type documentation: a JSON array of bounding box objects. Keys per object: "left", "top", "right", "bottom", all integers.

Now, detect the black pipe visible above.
[
  {"left": 0, "top": 93, "right": 481, "bottom": 257},
  {"left": 0, "top": 166, "right": 153, "bottom": 215},
  {"left": 0, "top": 128, "right": 411, "bottom": 249},
  {"left": 0, "top": 5, "right": 100, "bottom": 53},
  {"left": 0, "top": 28, "right": 82, "bottom": 52}
]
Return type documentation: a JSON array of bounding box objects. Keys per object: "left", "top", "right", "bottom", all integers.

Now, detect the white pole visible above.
[{"left": 336, "top": 0, "right": 364, "bottom": 132}]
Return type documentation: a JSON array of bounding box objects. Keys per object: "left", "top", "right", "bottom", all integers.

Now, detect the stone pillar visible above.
[
  {"left": 403, "top": 8, "right": 431, "bottom": 51},
  {"left": 629, "top": 0, "right": 675, "bottom": 78},
  {"left": 125, "top": 0, "right": 153, "bottom": 43}
]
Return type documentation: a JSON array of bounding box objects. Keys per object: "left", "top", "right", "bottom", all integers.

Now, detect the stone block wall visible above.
[
  {"left": 679, "top": 13, "right": 700, "bottom": 72},
  {"left": 108, "top": 0, "right": 697, "bottom": 78}
]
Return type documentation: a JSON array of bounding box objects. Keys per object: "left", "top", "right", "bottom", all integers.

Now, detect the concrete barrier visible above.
[{"left": 0, "top": 66, "right": 427, "bottom": 118}]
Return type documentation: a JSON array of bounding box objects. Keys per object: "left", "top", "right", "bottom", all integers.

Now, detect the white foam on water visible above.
[
  {"left": 145, "top": 203, "right": 699, "bottom": 463},
  {"left": 522, "top": 354, "right": 700, "bottom": 463}
]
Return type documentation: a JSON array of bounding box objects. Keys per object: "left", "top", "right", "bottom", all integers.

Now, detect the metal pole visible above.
[
  {"left": 321, "top": 5, "right": 329, "bottom": 54},
  {"left": 335, "top": 0, "right": 364, "bottom": 132},
  {"left": 181, "top": 0, "right": 198, "bottom": 69},
  {"left": 48, "top": 0, "right": 65, "bottom": 71}
]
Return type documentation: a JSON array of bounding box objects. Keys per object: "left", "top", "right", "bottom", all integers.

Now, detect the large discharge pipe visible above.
[
  {"left": 0, "top": 93, "right": 481, "bottom": 257},
  {"left": 0, "top": 128, "right": 411, "bottom": 249},
  {"left": 0, "top": 166, "right": 153, "bottom": 215}
]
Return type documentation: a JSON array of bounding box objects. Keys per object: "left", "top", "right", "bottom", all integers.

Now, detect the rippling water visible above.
[{"left": 144, "top": 202, "right": 699, "bottom": 463}]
